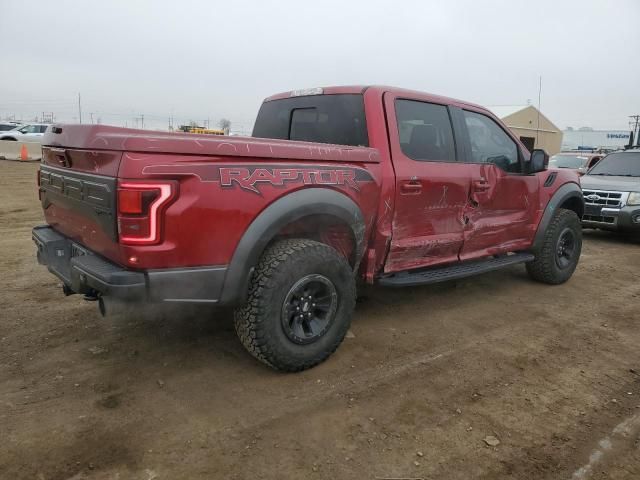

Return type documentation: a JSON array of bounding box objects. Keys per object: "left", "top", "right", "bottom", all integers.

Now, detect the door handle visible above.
[
  {"left": 472, "top": 179, "right": 490, "bottom": 192},
  {"left": 400, "top": 181, "right": 422, "bottom": 194}
]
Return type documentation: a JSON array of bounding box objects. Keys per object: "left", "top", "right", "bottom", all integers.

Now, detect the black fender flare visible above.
[
  {"left": 532, "top": 182, "right": 584, "bottom": 251},
  {"left": 220, "top": 188, "right": 366, "bottom": 305}
]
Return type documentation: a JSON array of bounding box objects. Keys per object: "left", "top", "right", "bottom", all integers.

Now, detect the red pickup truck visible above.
[{"left": 33, "top": 86, "right": 584, "bottom": 371}]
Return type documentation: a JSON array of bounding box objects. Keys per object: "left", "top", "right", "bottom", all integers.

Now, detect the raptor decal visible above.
[{"left": 142, "top": 163, "right": 373, "bottom": 194}]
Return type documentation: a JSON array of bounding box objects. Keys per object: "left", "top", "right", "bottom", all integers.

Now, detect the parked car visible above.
[
  {"left": 580, "top": 148, "right": 640, "bottom": 231},
  {"left": 32, "top": 85, "right": 584, "bottom": 371},
  {"left": 0, "top": 122, "right": 23, "bottom": 132},
  {"left": 0, "top": 123, "right": 50, "bottom": 142},
  {"left": 549, "top": 152, "right": 603, "bottom": 176}
]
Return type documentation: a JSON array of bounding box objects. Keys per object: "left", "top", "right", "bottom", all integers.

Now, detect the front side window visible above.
[
  {"left": 21, "top": 125, "right": 39, "bottom": 134},
  {"left": 463, "top": 110, "right": 519, "bottom": 172},
  {"left": 395, "top": 99, "right": 456, "bottom": 161}
]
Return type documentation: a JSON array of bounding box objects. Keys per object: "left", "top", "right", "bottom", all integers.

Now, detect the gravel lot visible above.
[{"left": 1, "top": 160, "right": 640, "bottom": 480}]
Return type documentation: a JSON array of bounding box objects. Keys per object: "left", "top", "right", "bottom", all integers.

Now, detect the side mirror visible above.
[{"left": 529, "top": 149, "right": 548, "bottom": 173}]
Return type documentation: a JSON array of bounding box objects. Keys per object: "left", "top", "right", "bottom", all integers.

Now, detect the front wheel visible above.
[
  {"left": 526, "top": 208, "right": 582, "bottom": 284},
  {"left": 234, "top": 239, "right": 356, "bottom": 372}
]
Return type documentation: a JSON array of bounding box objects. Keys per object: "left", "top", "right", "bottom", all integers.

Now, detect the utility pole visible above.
[
  {"left": 90, "top": 112, "right": 94, "bottom": 124},
  {"left": 630, "top": 115, "right": 640, "bottom": 147},
  {"left": 141, "top": 114, "right": 144, "bottom": 129},
  {"left": 535, "top": 76, "right": 542, "bottom": 146},
  {"left": 78, "top": 93, "right": 82, "bottom": 124}
]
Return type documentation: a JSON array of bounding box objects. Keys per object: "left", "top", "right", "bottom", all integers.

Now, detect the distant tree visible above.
[{"left": 219, "top": 118, "right": 231, "bottom": 134}]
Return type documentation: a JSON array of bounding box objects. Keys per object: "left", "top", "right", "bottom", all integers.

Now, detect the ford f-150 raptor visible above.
[{"left": 33, "top": 86, "right": 585, "bottom": 371}]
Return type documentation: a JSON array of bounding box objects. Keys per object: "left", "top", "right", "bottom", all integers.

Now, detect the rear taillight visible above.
[{"left": 117, "top": 181, "right": 175, "bottom": 245}]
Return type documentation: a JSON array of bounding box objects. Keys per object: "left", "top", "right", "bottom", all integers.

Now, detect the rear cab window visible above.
[{"left": 252, "top": 94, "right": 368, "bottom": 147}]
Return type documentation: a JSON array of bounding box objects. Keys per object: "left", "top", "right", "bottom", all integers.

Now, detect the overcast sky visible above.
[{"left": 1, "top": 0, "right": 638, "bottom": 132}]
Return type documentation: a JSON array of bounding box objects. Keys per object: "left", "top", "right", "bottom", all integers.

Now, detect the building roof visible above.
[{"left": 486, "top": 105, "right": 530, "bottom": 119}]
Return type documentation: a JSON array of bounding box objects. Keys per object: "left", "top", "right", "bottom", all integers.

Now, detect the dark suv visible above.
[{"left": 580, "top": 149, "right": 640, "bottom": 231}]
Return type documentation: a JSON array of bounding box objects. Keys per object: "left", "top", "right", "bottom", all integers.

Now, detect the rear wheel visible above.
[
  {"left": 234, "top": 239, "right": 356, "bottom": 372},
  {"left": 526, "top": 208, "right": 582, "bottom": 284}
]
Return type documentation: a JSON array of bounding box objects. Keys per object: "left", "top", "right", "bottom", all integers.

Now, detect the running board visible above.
[{"left": 378, "top": 253, "right": 535, "bottom": 287}]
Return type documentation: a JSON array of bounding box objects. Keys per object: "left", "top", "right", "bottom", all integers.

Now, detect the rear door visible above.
[
  {"left": 455, "top": 108, "right": 540, "bottom": 260},
  {"left": 383, "top": 93, "right": 473, "bottom": 273}
]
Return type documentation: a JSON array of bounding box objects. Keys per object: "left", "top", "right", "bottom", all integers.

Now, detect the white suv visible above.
[{"left": 0, "top": 124, "right": 50, "bottom": 142}]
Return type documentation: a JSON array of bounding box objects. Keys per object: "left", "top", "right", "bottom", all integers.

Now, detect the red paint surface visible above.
[{"left": 40, "top": 86, "right": 579, "bottom": 277}]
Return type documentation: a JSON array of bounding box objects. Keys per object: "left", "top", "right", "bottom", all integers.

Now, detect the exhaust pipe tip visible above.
[{"left": 62, "top": 284, "right": 75, "bottom": 296}]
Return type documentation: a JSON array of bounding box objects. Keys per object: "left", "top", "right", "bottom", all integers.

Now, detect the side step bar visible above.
[{"left": 378, "top": 253, "right": 535, "bottom": 287}]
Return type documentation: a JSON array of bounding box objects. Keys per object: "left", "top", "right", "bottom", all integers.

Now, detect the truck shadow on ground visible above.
[{"left": 92, "top": 263, "right": 534, "bottom": 378}]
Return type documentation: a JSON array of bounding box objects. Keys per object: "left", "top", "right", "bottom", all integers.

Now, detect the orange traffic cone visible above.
[{"left": 20, "top": 144, "right": 28, "bottom": 161}]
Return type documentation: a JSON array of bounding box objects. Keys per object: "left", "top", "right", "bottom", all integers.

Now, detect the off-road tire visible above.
[
  {"left": 234, "top": 239, "right": 356, "bottom": 372},
  {"left": 526, "top": 208, "right": 582, "bottom": 284}
]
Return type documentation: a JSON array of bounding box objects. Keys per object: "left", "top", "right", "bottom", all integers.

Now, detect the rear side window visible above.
[
  {"left": 463, "top": 110, "right": 519, "bottom": 172},
  {"left": 395, "top": 99, "right": 456, "bottom": 162},
  {"left": 252, "top": 94, "right": 368, "bottom": 147}
]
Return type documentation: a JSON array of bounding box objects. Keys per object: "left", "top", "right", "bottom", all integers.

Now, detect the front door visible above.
[
  {"left": 384, "top": 94, "right": 474, "bottom": 273},
  {"left": 457, "top": 109, "right": 540, "bottom": 261}
]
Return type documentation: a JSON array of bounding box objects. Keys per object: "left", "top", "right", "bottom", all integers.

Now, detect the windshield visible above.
[
  {"left": 549, "top": 155, "right": 589, "bottom": 169},
  {"left": 252, "top": 94, "right": 368, "bottom": 147},
  {"left": 587, "top": 152, "right": 640, "bottom": 176}
]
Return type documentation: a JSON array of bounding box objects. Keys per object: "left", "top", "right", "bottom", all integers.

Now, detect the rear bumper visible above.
[
  {"left": 32, "top": 225, "right": 227, "bottom": 304},
  {"left": 581, "top": 205, "right": 640, "bottom": 231}
]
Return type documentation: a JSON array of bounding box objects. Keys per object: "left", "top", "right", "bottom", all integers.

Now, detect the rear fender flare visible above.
[
  {"left": 532, "top": 182, "right": 584, "bottom": 251},
  {"left": 220, "top": 188, "right": 366, "bottom": 305}
]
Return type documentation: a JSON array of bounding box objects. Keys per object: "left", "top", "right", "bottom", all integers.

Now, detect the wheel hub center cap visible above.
[{"left": 302, "top": 301, "right": 310, "bottom": 312}]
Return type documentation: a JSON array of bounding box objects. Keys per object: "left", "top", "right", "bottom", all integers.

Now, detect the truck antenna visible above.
[{"left": 78, "top": 93, "right": 82, "bottom": 124}]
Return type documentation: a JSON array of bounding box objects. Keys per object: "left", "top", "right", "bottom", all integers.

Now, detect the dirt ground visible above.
[{"left": 1, "top": 160, "right": 640, "bottom": 480}]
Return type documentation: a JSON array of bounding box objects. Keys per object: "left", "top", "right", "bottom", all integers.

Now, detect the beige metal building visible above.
[{"left": 488, "top": 105, "right": 563, "bottom": 155}]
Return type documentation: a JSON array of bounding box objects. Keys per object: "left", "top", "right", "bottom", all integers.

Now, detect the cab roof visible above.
[{"left": 263, "top": 85, "right": 486, "bottom": 111}]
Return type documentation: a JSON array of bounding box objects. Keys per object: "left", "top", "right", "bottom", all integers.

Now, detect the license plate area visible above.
[{"left": 584, "top": 204, "right": 602, "bottom": 216}]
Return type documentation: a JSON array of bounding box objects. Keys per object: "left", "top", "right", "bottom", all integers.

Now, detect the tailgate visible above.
[{"left": 39, "top": 144, "right": 124, "bottom": 264}]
